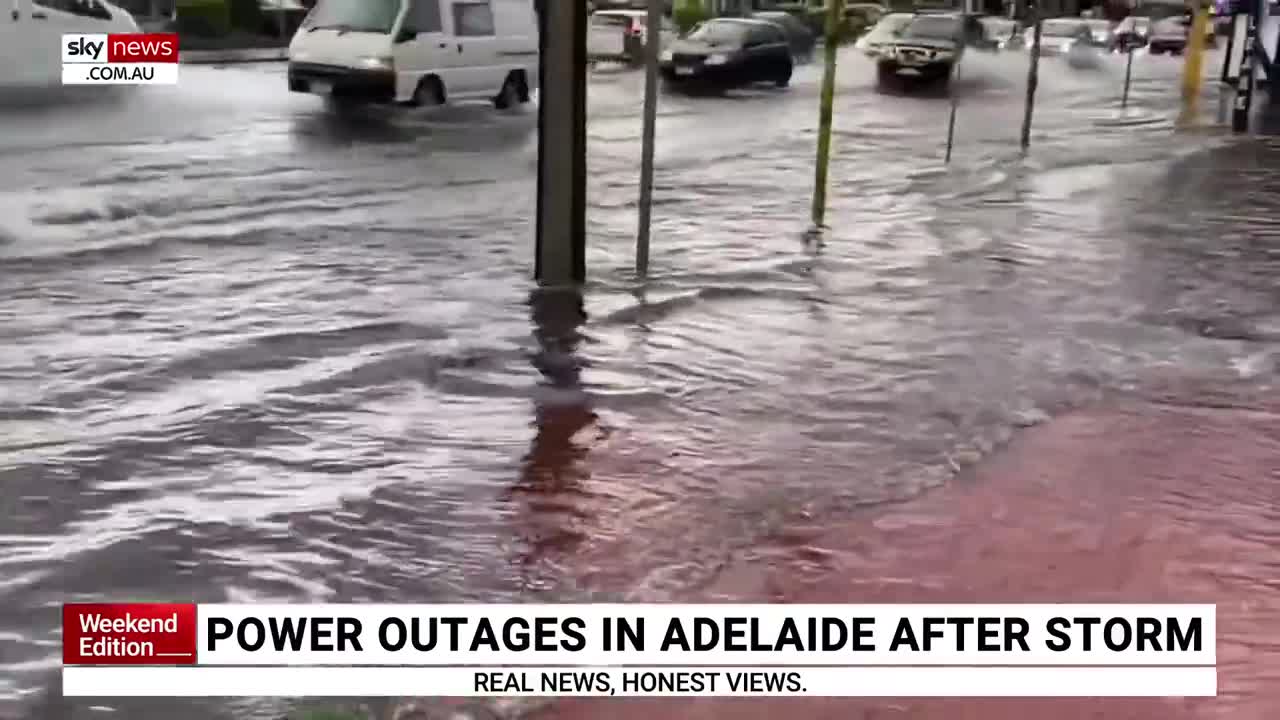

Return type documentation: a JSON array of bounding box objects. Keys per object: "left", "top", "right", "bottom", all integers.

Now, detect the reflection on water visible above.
[
  {"left": 0, "top": 50, "right": 1278, "bottom": 719},
  {"left": 511, "top": 289, "right": 601, "bottom": 571}
]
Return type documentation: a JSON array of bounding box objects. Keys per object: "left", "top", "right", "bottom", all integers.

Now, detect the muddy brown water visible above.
[{"left": 1, "top": 49, "right": 1277, "bottom": 719}]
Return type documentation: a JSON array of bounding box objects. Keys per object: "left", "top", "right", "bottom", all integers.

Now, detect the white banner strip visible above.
[
  {"left": 62, "top": 666, "right": 1217, "bottom": 698},
  {"left": 196, "top": 604, "right": 1216, "bottom": 666},
  {"left": 62, "top": 64, "right": 178, "bottom": 85}
]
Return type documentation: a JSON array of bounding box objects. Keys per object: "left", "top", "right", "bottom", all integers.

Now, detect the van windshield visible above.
[{"left": 305, "top": 0, "right": 402, "bottom": 34}]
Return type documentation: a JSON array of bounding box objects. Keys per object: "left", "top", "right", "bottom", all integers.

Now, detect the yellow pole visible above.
[{"left": 1179, "top": 2, "right": 1211, "bottom": 126}]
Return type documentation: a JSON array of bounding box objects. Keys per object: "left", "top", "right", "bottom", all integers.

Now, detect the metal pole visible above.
[
  {"left": 534, "top": 0, "right": 589, "bottom": 287},
  {"left": 1232, "top": 0, "right": 1259, "bottom": 132},
  {"left": 945, "top": 7, "right": 967, "bottom": 164},
  {"left": 810, "top": 0, "right": 841, "bottom": 229},
  {"left": 635, "top": 0, "right": 661, "bottom": 277},
  {"left": 1121, "top": 47, "right": 1134, "bottom": 108},
  {"left": 1020, "top": 9, "right": 1042, "bottom": 152}
]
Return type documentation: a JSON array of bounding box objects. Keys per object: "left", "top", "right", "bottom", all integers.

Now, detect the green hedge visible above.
[
  {"left": 175, "top": 0, "right": 230, "bottom": 37},
  {"left": 673, "top": 4, "right": 713, "bottom": 33},
  {"left": 227, "top": 0, "right": 265, "bottom": 32}
]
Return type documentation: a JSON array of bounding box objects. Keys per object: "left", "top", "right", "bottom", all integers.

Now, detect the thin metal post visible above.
[
  {"left": 636, "top": 0, "right": 662, "bottom": 278},
  {"left": 534, "top": 0, "right": 589, "bottom": 286},
  {"left": 1121, "top": 47, "right": 1134, "bottom": 108},
  {"left": 945, "top": 9, "right": 966, "bottom": 164},
  {"left": 810, "top": 0, "right": 841, "bottom": 229},
  {"left": 1020, "top": 10, "right": 1042, "bottom": 152}
]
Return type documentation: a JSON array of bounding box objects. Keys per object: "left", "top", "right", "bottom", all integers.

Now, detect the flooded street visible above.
[{"left": 2, "top": 46, "right": 1279, "bottom": 719}]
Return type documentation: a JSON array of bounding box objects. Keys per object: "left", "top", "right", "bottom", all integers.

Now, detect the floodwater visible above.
[{"left": 1, "top": 47, "right": 1278, "bottom": 720}]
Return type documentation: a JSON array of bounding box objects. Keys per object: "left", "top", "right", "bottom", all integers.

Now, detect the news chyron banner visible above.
[
  {"left": 62, "top": 33, "right": 179, "bottom": 85},
  {"left": 62, "top": 604, "right": 1217, "bottom": 698}
]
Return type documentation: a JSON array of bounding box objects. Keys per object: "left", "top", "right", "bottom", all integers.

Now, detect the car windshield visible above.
[
  {"left": 755, "top": 12, "right": 794, "bottom": 26},
  {"left": 1041, "top": 20, "right": 1083, "bottom": 37},
  {"left": 902, "top": 15, "right": 958, "bottom": 39},
  {"left": 304, "top": 0, "right": 401, "bottom": 33},
  {"left": 1153, "top": 17, "right": 1187, "bottom": 33},
  {"left": 866, "top": 14, "right": 913, "bottom": 39},
  {"left": 979, "top": 18, "right": 1015, "bottom": 34},
  {"left": 686, "top": 20, "right": 752, "bottom": 44}
]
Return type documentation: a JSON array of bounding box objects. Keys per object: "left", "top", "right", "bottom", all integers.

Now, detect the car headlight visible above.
[
  {"left": 357, "top": 55, "right": 393, "bottom": 70},
  {"left": 705, "top": 53, "right": 729, "bottom": 65},
  {"left": 932, "top": 49, "right": 953, "bottom": 59},
  {"left": 660, "top": 49, "right": 673, "bottom": 62}
]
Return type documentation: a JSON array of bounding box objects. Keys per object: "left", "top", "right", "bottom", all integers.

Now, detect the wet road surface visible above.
[{"left": 2, "top": 47, "right": 1279, "bottom": 719}]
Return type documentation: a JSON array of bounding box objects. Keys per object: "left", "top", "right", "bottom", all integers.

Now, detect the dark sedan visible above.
[
  {"left": 876, "top": 12, "right": 965, "bottom": 89},
  {"left": 751, "top": 11, "right": 817, "bottom": 64},
  {"left": 660, "top": 18, "right": 795, "bottom": 90}
]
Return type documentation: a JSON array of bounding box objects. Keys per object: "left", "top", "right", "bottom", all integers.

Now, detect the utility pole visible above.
[{"left": 534, "top": 0, "right": 589, "bottom": 286}]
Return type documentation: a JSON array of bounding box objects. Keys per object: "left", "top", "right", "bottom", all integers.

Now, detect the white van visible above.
[
  {"left": 2, "top": 0, "right": 140, "bottom": 90},
  {"left": 287, "top": 0, "right": 539, "bottom": 109}
]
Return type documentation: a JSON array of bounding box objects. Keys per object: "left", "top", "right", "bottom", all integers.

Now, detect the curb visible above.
[{"left": 182, "top": 48, "right": 288, "bottom": 64}]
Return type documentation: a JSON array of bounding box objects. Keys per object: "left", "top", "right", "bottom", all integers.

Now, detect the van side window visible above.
[
  {"left": 405, "top": 0, "right": 442, "bottom": 33},
  {"left": 452, "top": 1, "right": 495, "bottom": 36},
  {"left": 34, "top": 0, "right": 112, "bottom": 19}
]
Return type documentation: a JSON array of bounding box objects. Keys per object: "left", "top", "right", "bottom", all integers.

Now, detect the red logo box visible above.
[
  {"left": 63, "top": 603, "right": 197, "bottom": 665},
  {"left": 106, "top": 33, "right": 179, "bottom": 63}
]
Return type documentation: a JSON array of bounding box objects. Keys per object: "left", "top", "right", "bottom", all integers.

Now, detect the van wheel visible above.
[
  {"left": 412, "top": 76, "right": 444, "bottom": 107},
  {"left": 494, "top": 73, "right": 521, "bottom": 110}
]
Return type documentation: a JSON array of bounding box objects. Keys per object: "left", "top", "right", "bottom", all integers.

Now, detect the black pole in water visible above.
[
  {"left": 635, "top": 0, "right": 662, "bottom": 277},
  {"left": 944, "top": 95, "right": 958, "bottom": 163},
  {"left": 1020, "top": 12, "right": 1042, "bottom": 152},
  {"left": 945, "top": 5, "right": 969, "bottom": 164},
  {"left": 534, "top": 0, "right": 589, "bottom": 286},
  {"left": 1121, "top": 47, "right": 1134, "bottom": 108},
  {"left": 1232, "top": 1, "right": 1260, "bottom": 133}
]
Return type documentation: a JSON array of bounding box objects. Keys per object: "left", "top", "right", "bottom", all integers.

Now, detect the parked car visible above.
[
  {"left": 1082, "top": 17, "right": 1114, "bottom": 48},
  {"left": 974, "top": 16, "right": 1020, "bottom": 51},
  {"left": 588, "top": 9, "right": 675, "bottom": 64},
  {"left": 1147, "top": 16, "right": 1188, "bottom": 55},
  {"left": 876, "top": 12, "right": 964, "bottom": 90},
  {"left": 751, "top": 10, "right": 817, "bottom": 63},
  {"left": 855, "top": 11, "right": 914, "bottom": 58},
  {"left": 1112, "top": 15, "right": 1151, "bottom": 52},
  {"left": 1024, "top": 18, "right": 1094, "bottom": 55},
  {"left": 660, "top": 18, "right": 794, "bottom": 90}
]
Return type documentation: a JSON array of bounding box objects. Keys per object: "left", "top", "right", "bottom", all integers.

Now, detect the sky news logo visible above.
[{"left": 61, "top": 33, "right": 179, "bottom": 85}]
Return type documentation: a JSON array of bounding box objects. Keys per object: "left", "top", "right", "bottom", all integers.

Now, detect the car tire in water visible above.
[
  {"left": 494, "top": 72, "right": 521, "bottom": 110},
  {"left": 775, "top": 64, "right": 792, "bottom": 88},
  {"left": 875, "top": 64, "right": 895, "bottom": 88},
  {"left": 412, "top": 75, "right": 445, "bottom": 107},
  {"left": 325, "top": 95, "right": 362, "bottom": 114}
]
